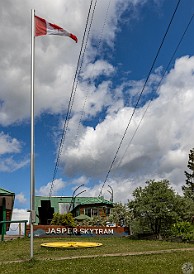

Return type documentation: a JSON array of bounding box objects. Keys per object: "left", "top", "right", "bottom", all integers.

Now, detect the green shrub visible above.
[
  {"left": 170, "top": 221, "right": 194, "bottom": 241},
  {"left": 50, "top": 212, "right": 75, "bottom": 227}
]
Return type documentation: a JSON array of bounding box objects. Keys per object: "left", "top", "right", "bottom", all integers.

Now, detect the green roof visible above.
[
  {"left": 0, "top": 188, "right": 15, "bottom": 196},
  {"left": 79, "top": 196, "right": 113, "bottom": 205},
  {"left": 35, "top": 195, "right": 113, "bottom": 205}
]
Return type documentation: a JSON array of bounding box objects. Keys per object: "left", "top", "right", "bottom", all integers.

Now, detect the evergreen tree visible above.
[{"left": 182, "top": 148, "right": 194, "bottom": 199}]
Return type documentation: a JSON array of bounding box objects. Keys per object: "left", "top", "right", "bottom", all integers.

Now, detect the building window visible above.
[
  {"left": 92, "top": 208, "right": 98, "bottom": 216},
  {"left": 106, "top": 207, "right": 111, "bottom": 216},
  {"left": 76, "top": 209, "right": 80, "bottom": 217},
  {"left": 84, "top": 208, "right": 91, "bottom": 217}
]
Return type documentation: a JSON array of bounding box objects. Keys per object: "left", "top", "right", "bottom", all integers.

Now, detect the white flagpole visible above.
[{"left": 30, "top": 9, "right": 35, "bottom": 259}]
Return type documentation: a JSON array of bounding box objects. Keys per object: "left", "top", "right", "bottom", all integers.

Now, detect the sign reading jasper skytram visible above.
[
  {"left": 26, "top": 225, "right": 129, "bottom": 237},
  {"left": 46, "top": 227, "right": 114, "bottom": 235}
]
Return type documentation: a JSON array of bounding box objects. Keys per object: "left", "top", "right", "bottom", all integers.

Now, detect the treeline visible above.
[{"left": 109, "top": 148, "right": 194, "bottom": 240}]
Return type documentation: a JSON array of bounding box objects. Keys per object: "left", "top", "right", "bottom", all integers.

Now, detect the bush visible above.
[
  {"left": 51, "top": 212, "right": 75, "bottom": 227},
  {"left": 170, "top": 221, "right": 194, "bottom": 241}
]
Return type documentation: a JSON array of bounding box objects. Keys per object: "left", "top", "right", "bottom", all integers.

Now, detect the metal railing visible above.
[{"left": 0, "top": 220, "right": 28, "bottom": 241}]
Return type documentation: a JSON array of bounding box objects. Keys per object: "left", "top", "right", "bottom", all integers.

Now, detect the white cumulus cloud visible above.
[{"left": 36, "top": 178, "right": 66, "bottom": 196}]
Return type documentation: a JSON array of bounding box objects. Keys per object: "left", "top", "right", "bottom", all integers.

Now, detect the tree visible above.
[
  {"left": 108, "top": 202, "right": 132, "bottom": 227},
  {"left": 90, "top": 216, "right": 106, "bottom": 226},
  {"left": 128, "top": 180, "right": 185, "bottom": 238},
  {"left": 51, "top": 212, "right": 75, "bottom": 227},
  {"left": 171, "top": 221, "right": 194, "bottom": 241},
  {"left": 182, "top": 148, "right": 194, "bottom": 200}
]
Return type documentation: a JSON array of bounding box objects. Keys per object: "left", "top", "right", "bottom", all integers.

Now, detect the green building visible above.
[
  {"left": 0, "top": 188, "right": 15, "bottom": 234},
  {"left": 35, "top": 195, "right": 113, "bottom": 225}
]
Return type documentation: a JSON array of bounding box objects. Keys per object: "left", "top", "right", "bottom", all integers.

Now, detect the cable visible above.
[
  {"left": 49, "top": 0, "right": 96, "bottom": 197},
  {"left": 71, "top": 0, "right": 99, "bottom": 143},
  {"left": 98, "top": 0, "right": 182, "bottom": 196},
  {"left": 74, "top": 0, "right": 112, "bottom": 143},
  {"left": 66, "top": 0, "right": 98, "bottom": 133},
  {"left": 116, "top": 13, "right": 194, "bottom": 170}
]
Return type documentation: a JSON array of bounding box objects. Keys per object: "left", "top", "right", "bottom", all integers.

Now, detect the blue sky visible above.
[{"left": 1, "top": 0, "right": 194, "bottom": 222}]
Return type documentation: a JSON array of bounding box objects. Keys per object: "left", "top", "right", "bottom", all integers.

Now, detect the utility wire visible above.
[
  {"left": 98, "top": 0, "right": 182, "bottom": 196},
  {"left": 74, "top": 0, "right": 112, "bottom": 143},
  {"left": 50, "top": 0, "right": 110, "bottom": 197},
  {"left": 71, "top": 0, "right": 98, "bottom": 143},
  {"left": 49, "top": 0, "right": 96, "bottom": 197},
  {"left": 67, "top": 0, "right": 98, "bottom": 131},
  {"left": 115, "top": 13, "right": 194, "bottom": 170}
]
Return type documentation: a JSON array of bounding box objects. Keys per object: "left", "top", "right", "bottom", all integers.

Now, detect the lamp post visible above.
[
  {"left": 69, "top": 184, "right": 85, "bottom": 212},
  {"left": 107, "top": 185, "right": 113, "bottom": 202},
  {"left": 73, "top": 190, "right": 86, "bottom": 211},
  {"left": 73, "top": 184, "right": 85, "bottom": 197}
]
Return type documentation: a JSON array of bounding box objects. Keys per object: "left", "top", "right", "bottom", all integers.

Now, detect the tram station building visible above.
[
  {"left": 35, "top": 195, "right": 113, "bottom": 225},
  {"left": 0, "top": 188, "right": 15, "bottom": 234}
]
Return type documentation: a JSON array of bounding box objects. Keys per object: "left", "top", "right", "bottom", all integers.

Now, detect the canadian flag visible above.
[{"left": 35, "top": 15, "right": 78, "bottom": 43}]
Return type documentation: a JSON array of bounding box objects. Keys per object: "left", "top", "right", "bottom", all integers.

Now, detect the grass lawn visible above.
[{"left": 0, "top": 237, "right": 194, "bottom": 273}]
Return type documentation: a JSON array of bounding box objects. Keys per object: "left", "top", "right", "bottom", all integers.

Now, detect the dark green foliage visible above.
[
  {"left": 182, "top": 148, "right": 194, "bottom": 199},
  {"left": 128, "top": 180, "right": 187, "bottom": 237},
  {"left": 108, "top": 202, "right": 132, "bottom": 227},
  {"left": 50, "top": 212, "right": 75, "bottom": 227},
  {"left": 89, "top": 216, "right": 106, "bottom": 226},
  {"left": 171, "top": 221, "right": 194, "bottom": 241}
]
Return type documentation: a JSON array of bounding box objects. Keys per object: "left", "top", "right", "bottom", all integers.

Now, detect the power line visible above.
[
  {"left": 49, "top": 0, "right": 112, "bottom": 197},
  {"left": 116, "top": 13, "right": 194, "bottom": 170},
  {"left": 98, "top": 0, "right": 182, "bottom": 196},
  {"left": 49, "top": 0, "right": 97, "bottom": 197},
  {"left": 74, "top": 0, "right": 112, "bottom": 143},
  {"left": 66, "top": 0, "right": 98, "bottom": 131}
]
